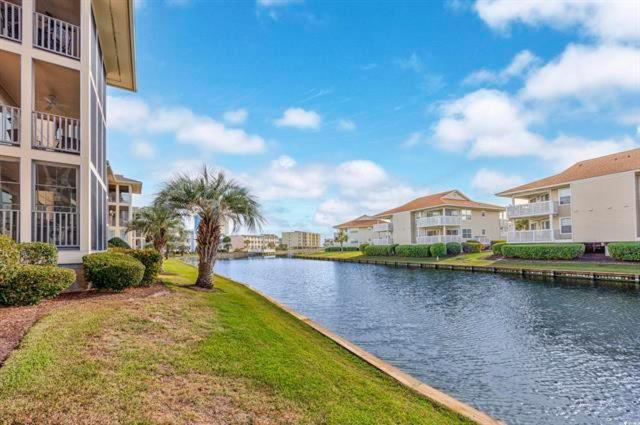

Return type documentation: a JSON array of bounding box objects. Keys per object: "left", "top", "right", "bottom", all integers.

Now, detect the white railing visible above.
[
  {"left": 372, "top": 236, "right": 393, "bottom": 245},
  {"left": 0, "top": 208, "right": 19, "bottom": 241},
  {"left": 32, "top": 210, "right": 79, "bottom": 247},
  {"left": 416, "top": 215, "right": 461, "bottom": 227},
  {"left": 372, "top": 222, "right": 392, "bottom": 232},
  {"left": 0, "top": 104, "right": 20, "bottom": 146},
  {"left": 506, "top": 201, "right": 558, "bottom": 219},
  {"left": 507, "top": 229, "right": 555, "bottom": 243},
  {"left": 33, "top": 12, "right": 80, "bottom": 59},
  {"left": 32, "top": 111, "right": 80, "bottom": 154},
  {"left": 0, "top": 0, "right": 21, "bottom": 42},
  {"left": 417, "top": 235, "right": 462, "bottom": 244}
]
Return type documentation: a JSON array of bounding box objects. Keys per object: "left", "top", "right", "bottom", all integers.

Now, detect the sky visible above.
[{"left": 107, "top": 0, "right": 640, "bottom": 239}]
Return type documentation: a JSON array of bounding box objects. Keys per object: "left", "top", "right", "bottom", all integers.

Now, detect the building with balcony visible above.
[
  {"left": 375, "top": 190, "right": 505, "bottom": 245},
  {"left": 333, "top": 215, "right": 389, "bottom": 246},
  {"left": 281, "top": 230, "right": 320, "bottom": 250},
  {"left": 0, "top": 0, "right": 135, "bottom": 264},
  {"left": 229, "top": 234, "right": 279, "bottom": 254},
  {"left": 496, "top": 148, "right": 640, "bottom": 247},
  {"left": 106, "top": 164, "right": 142, "bottom": 248}
]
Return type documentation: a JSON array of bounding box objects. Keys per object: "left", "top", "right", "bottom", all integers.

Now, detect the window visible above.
[
  {"left": 560, "top": 217, "right": 572, "bottom": 234},
  {"left": 446, "top": 229, "right": 459, "bottom": 235},
  {"left": 481, "top": 211, "right": 486, "bottom": 217},
  {"left": 461, "top": 209, "right": 471, "bottom": 220},
  {"left": 559, "top": 188, "right": 571, "bottom": 205},
  {"left": 481, "top": 229, "right": 486, "bottom": 235},
  {"left": 542, "top": 220, "right": 550, "bottom": 230},
  {"left": 462, "top": 228, "right": 472, "bottom": 238}
]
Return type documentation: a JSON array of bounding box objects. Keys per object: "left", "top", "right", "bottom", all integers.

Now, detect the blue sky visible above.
[{"left": 107, "top": 0, "right": 640, "bottom": 238}]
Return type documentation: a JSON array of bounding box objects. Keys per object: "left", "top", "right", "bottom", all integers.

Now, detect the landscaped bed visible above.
[{"left": 0, "top": 259, "right": 470, "bottom": 424}]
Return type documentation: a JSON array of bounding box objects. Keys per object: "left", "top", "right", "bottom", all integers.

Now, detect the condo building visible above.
[
  {"left": 333, "top": 215, "right": 387, "bottom": 247},
  {"left": 496, "top": 148, "right": 640, "bottom": 247},
  {"left": 106, "top": 164, "right": 143, "bottom": 248},
  {"left": 0, "top": 0, "right": 135, "bottom": 264},
  {"left": 229, "top": 234, "right": 279, "bottom": 253},
  {"left": 373, "top": 190, "right": 505, "bottom": 245},
  {"left": 281, "top": 231, "right": 320, "bottom": 249}
]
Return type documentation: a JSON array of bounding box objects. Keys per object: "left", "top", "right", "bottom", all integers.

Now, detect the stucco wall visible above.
[
  {"left": 346, "top": 227, "right": 373, "bottom": 245},
  {"left": 392, "top": 211, "right": 413, "bottom": 245},
  {"left": 463, "top": 210, "right": 503, "bottom": 241}
]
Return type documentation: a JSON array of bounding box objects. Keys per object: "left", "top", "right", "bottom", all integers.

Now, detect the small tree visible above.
[
  {"left": 126, "top": 205, "right": 182, "bottom": 256},
  {"left": 334, "top": 230, "right": 348, "bottom": 252}
]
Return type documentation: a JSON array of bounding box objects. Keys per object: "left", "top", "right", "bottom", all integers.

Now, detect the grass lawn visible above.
[{"left": 0, "top": 259, "right": 469, "bottom": 425}]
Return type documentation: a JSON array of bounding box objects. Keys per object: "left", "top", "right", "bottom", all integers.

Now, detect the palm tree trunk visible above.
[
  {"left": 195, "top": 216, "right": 221, "bottom": 289},
  {"left": 196, "top": 257, "right": 213, "bottom": 288}
]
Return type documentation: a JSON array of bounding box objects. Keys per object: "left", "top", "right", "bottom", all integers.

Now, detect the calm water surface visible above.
[{"left": 210, "top": 257, "right": 640, "bottom": 424}]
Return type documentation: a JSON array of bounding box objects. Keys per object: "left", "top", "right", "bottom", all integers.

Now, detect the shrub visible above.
[
  {"left": 446, "top": 242, "right": 462, "bottom": 256},
  {"left": 325, "top": 246, "right": 359, "bottom": 252},
  {"left": 395, "top": 244, "right": 431, "bottom": 257},
  {"left": 430, "top": 243, "right": 446, "bottom": 257},
  {"left": 490, "top": 240, "right": 506, "bottom": 246},
  {"left": 19, "top": 242, "right": 57, "bottom": 266},
  {"left": 607, "top": 242, "right": 640, "bottom": 262},
  {"left": 501, "top": 243, "right": 585, "bottom": 260},
  {"left": 112, "top": 248, "right": 163, "bottom": 285},
  {"left": 0, "top": 235, "right": 20, "bottom": 284},
  {"left": 83, "top": 252, "right": 144, "bottom": 291},
  {"left": 364, "top": 244, "right": 395, "bottom": 256},
  {"left": 492, "top": 242, "right": 506, "bottom": 255},
  {"left": 359, "top": 243, "right": 369, "bottom": 254},
  {"left": 462, "top": 242, "right": 483, "bottom": 253},
  {"left": 108, "top": 237, "right": 131, "bottom": 249},
  {"left": 0, "top": 265, "right": 75, "bottom": 306}
]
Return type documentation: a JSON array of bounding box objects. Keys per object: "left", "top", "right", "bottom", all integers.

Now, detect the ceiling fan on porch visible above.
[{"left": 43, "top": 95, "right": 70, "bottom": 115}]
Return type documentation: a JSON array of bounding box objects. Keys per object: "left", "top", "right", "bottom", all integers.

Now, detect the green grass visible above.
[
  {"left": 0, "top": 259, "right": 468, "bottom": 424},
  {"left": 306, "top": 250, "right": 365, "bottom": 259}
]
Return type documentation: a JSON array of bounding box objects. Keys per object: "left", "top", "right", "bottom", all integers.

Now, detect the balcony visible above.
[
  {"left": 506, "top": 229, "right": 555, "bottom": 243},
  {"left": 372, "top": 222, "right": 392, "bottom": 232},
  {"left": 506, "top": 201, "right": 558, "bottom": 219},
  {"left": 32, "top": 111, "right": 80, "bottom": 154},
  {"left": 0, "top": 0, "right": 21, "bottom": 42},
  {"left": 1, "top": 104, "right": 20, "bottom": 146},
  {"left": 372, "top": 236, "right": 392, "bottom": 245},
  {"left": 416, "top": 215, "right": 461, "bottom": 227},
  {"left": 33, "top": 11, "right": 80, "bottom": 59},
  {"left": 417, "top": 235, "right": 462, "bottom": 244},
  {"left": 32, "top": 210, "right": 79, "bottom": 248},
  {"left": 0, "top": 207, "right": 19, "bottom": 241}
]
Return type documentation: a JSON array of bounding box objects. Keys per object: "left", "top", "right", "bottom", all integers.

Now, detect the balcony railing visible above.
[
  {"left": 32, "top": 111, "right": 80, "bottom": 154},
  {"left": 372, "top": 236, "right": 393, "bottom": 245},
  {"left": 0, "top": 0, "right": 21, "bottom": 42},
  {"left": 0, "top": 208, "right": 19, "bottom": 241},
  {"left": 32, "top": 210, "right": 79, "bottom": 247},
  {"left": 506, "top": 201, "right": 558, "bottom": 219},
  {"left": 417, "top": 235, "right": 462, "bottom": 244},
  {"left": 416, "top": 215, "right": 461, "bottom": 227},
  {"left": 1, "top": 104, "right": 20, "bottom": 146},
  {"left": 372, "top": 222, "right": 392, "bottom": 232},
  {"left": 33, "top": 12, "right": 80, "bottom": 59},
  {"left": 507, "top": 229, "right": 555, "bottom": 243}
]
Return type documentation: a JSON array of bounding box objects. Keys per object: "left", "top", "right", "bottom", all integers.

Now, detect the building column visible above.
[{"left": 549, "top": 213, "right": 554, "bottom": 241}]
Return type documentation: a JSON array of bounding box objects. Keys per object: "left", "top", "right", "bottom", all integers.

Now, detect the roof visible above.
[
  {"left": 496, "top": 148, "right": 640, "bottom": 196},
  {"left": 107, "top": 163, "right": 143, "bottom": 193},
  {"left": 334, "top": 215, "right": 386, "bottom": 229},
  {"left": 92, "top": 0, "right": 137, "bottom": 91},
  {"left": 375, "top": 190, "right": 504, "bottom": 217}
]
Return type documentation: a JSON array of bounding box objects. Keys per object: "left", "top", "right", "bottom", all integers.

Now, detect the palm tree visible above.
[
  {"left": 156, "top": 167, "right": 263, "bottom": 289},
  {"left": 125, "top": 205, "right": 182, "bottom": 255},
  {"left": 334, "top": 230, "right": 348, "bottom": 252}
]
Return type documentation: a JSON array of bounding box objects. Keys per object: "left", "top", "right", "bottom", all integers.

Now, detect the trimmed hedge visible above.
[
  {"left": 19, "top": 242, "right": 57, "bottom": 266},
  {"left": 491, "top": 240, "right": 506, "bottom": 246},
  {"left": 111, "top": 248, "right": 163, "bottom": 285},
  {"left": 492, "top": 242, "right": 506, "bottom": 255},
  {"left": 325, "top": 246, "right": 359, "bottom": 252},
  {"left": 0, "top": 265, "right": 75, "bottom": 306},
  {"left": 501, "top": 243, "right": 585, "bottom": 260},
  {"left": 108, "top": 237, "right": 131, "bottom": 249},
  {"left": 0, "top": 235, "right": 19, "bottom": 285},
  {"left": 364, "top": 244, "right": 397, "bottom": 256},
  {"left": 429, "top": 243, "right": 446, "bottom": 257},
  {"left": 359, "top": 243, "right": 369, "bottom": 254},
  {"left": 462, "top": 242, "right": 483, "bottom": 253},
  {"left": 607, "top": 242, "right": 640, "bottom": 262},
  {"left": 83, "top": 252, "right": 144, "bottom": 291},
  {"left": 395, "top": 244, "right": 431, "bottom": 257},
  {"left": 446, "top": 242, "right": 462, "bottom": 256}
]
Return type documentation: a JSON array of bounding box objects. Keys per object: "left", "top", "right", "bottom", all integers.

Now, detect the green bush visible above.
[
  {"left": 83, "top": 252, "right": 144, "bottom": 291},
  {"left": 492, "top": 242, "right": 506, "bottom": 255},
  {"left": 359, "top": 243, "right": 369, "bottom": 253},
  {"left": 490, "top": 240, "right": 506, "bottom": 246},
  {"left": 364, "top": 244, "right": 396, "bottom": 256},
  {"left": 108, "top": 237, "right": 131, "bottom": 249},
  {"left": 325, "top": 246, "right": 359, "bottom": 252},
  {"left": 501, "top": 243, "right": 585, "bottom": 260},
  {"left": 395, "top": 244, "right": 431, "bottom": 257},
  {"left": 462, "top": 242, "right": 483, "bottom": 253},
  {"left": 111, "top": 248, "right": 163, "bottom": 285},
  {"left": 0, "top": 235, "right": 20, "bottom": 285},
  {"left": 0, "top": 265, "right": 75, "bottom": 306},
  {"left": 429, "top": 243, "right": 446, "bottom": 257},
  {"left": 607, "top": 242, "right": 640, "bottom": 262},
  {"left": 446, "top": 242, "right": 462, "bottom": 255},
  {"left": 19, "top": 242, "right": 57, "bottom": 266}
]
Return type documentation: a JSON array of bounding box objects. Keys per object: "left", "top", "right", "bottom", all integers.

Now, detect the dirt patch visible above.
[
  {"left": 182, "top": 284, "right": 223, "bottom": 293},
  {"left": 0, "top": 284, "right": 168, "bottom": 366}
]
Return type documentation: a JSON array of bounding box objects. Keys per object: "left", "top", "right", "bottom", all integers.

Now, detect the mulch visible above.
[{"left": 0, "top": 284, "right": 169, "bottom": 367}]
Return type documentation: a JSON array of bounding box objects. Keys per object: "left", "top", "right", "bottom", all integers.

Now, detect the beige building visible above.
[
  {"left": 281, "top": 231, "right": 320, "bottom": 249},
  {"left": 229, "top": 234, "right": 279, "bottom": 253},
  {"left": 0, "top": 0, "right": 135, "bottom": 264},
  {"left": 374, "top": 190, "right": 504, "bottom": 245},
  {"left": 106, "top": 164, "right": 143, "bottom": 248},
  {"left": 334, "top": 215, "right": 386, "bottom": 247},
  {"left": 496, "top": 148, "right": 640, "bottom": 247}
]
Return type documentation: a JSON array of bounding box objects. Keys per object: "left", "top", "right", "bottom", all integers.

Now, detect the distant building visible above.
[
  {"left": 107, "top": 165, "right": 143, "bottom": 248},
  {"left": 333, "top": 215, "right": 387, "bottom": 247},
  {"left": 230, "top": 234, "right": 279, "bottom": 253},
  {"left": 281, "top": 231, "right": 320, "bottom": 249}
]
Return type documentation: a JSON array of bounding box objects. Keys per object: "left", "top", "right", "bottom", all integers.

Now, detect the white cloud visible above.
[
  {"left": 335, "top": 160, "right": 389, "bottom": 190},
  {"left": 130, "top": 140, "right": 155, "bottom": 159},
  {"left": 403, "top": 131, "right": 423, "bottom": 147},
  {"left": 222, "top": 108, "right": 249, "bottom": 125},
  {"left": 522, "top": 44, "right": 640, "bottom": 101},
  {"left": 313, "top": 199, "right": 360, "bottom": 227},
  {"left": 107, "top": 96, "right": 266, "bottom": 155},
  {"left": 471, "top": 168, "right": 524, "bottom": 194},
  {"left": 464, "top": 50, "right": 540, "bottom": 85},
  {"left": 474, "top": 0, "right": 640, "bottom": 42},
  {"left": 274, "top": 107, "right": 321, "bottom": 129},
  {"left": 337, "top": 119, "right": 356, "bottom": 131}
]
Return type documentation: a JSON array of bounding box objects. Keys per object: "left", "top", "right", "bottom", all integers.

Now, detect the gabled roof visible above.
[
  {"left": 496, "top": 148, "right": 640, "bottom": 196},
  {"left": 107, "top": 162, "right": 143, "bottom": 193},
  {"left": 334, "top": 215, "right": 386, "bottom": 229},
  {"left": 375, "top": 190, "right": 504, "bottom": 217}
]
